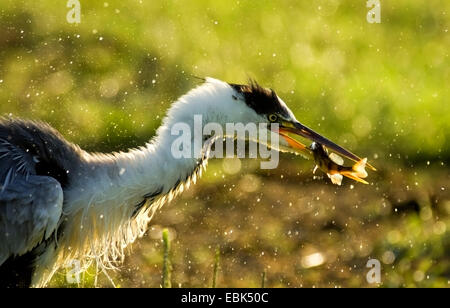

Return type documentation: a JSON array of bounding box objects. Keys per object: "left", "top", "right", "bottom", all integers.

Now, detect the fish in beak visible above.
[
  {"left": 277, "top": 120, "right": 376, "bottom": 172},
  {"left": 309, "top": 142, "right": 369, "bottom": 185}
]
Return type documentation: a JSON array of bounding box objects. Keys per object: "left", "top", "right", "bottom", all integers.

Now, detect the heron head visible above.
[{"left": 227, "top": 79, "right": 367, "bottom": 165}]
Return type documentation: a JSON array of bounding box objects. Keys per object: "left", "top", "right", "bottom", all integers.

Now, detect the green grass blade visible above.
[
  {"left": 162, "top": 228, "right": 172, "bottom": 288},
  {"left": 212, "top": 245, "right": 220, "bottom": 288}
]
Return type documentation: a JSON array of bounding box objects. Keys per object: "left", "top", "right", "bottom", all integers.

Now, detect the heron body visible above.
[{"left": 0, "top": 78, "right": 364, "bottom": 287}]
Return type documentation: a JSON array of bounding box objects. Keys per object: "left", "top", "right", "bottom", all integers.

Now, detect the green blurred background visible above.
[{"left": 0, "top": 0, "right": 448, "bottom": 287}]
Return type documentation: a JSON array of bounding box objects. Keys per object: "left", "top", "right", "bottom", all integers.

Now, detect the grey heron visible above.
[{"left": 0, "top": 78, "right": 367, "bottom": 287}]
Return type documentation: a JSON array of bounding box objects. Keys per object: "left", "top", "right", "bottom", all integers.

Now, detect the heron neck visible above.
[
  {"left": 51, "top": 119, "right": 209, "bottom": 283},
  {"left": 75, "top": 83, "right": 224, "bottom": 214},
  {"left": 101, "top": 115, "right": 211, "bottom": 213}
]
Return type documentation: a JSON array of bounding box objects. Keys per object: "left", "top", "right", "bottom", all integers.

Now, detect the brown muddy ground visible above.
[{"left": 73, "top": 158, "right": 449, "bottom": 288}]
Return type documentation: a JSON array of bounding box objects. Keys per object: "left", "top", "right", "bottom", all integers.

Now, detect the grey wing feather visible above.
[
  {"left": 0, "top": 138, "right": 37, "bottom": 190},
  {"left": 0, "top": 136, "right": 63, "bottom": 266},
  {"left": 0, "top": 176, "right": 63, "bottom": 265}
]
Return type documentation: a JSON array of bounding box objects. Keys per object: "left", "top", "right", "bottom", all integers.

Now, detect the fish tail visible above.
[
  {"left": 341, "top": 173, "right": 369, "bottom": 184},
  {"left": 351, "top": 158, "right": 368, "bottom": 178},
  {"left": 337, "top": 158, "right": 369, "bottom": 184}
]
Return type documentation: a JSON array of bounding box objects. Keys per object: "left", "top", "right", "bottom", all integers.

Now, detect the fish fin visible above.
[
  {"left": 327, "top": 173, "right": 343, "bottom": 186},
  {"left": 313, "top": 165, "right": 318, "bottom": 174},
  {"left": 341, "top": 172, "right": 369, "bottom": 185},
  {"left": 351, "top": 158, "right": 368, "bottom": 178},
  {"left": 329, "top": 153, "right": 344, "bottom": 166}
]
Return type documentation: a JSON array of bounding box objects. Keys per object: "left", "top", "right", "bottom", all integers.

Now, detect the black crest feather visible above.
[{"left": 229, "top": 79, "right": 289, "bottom": 117}]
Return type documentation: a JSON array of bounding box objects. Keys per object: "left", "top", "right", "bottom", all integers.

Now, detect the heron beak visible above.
[{"left": 279, "top": 120, "right": 376, "bottom": 171}]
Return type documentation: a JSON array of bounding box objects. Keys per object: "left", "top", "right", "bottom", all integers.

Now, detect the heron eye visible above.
[{"left": 268, "top": 114, "right": 278, "bottom": 122}]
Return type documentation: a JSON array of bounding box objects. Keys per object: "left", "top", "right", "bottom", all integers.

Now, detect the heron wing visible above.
[{"left": 0, "top": 138, "right": 63, "bottom": 266}]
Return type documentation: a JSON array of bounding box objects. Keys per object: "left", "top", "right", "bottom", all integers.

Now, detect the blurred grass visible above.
[
  {"left": 212, "top": 245, "right": 220, "bottom": 288},
  {"left": 162, "top": 228, "right": 172, "bottom": 288},
  {"left": 0, "top": 0, "right": 448, "bottom": 159},
  {"left": 0, "top": 0, "right": 449, "bottom": 287},
  {"left": 114, "top": 159, "right": 449, "bottom": 288}
]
